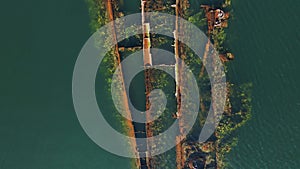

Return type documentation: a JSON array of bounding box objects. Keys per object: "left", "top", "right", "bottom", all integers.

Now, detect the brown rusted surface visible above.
[
  {"left": 175, "top": 136, "right": 183, "bottom": 169},
  {"left": 174, "top": 0, "right": 192, "bottom": 168},
  {"left": 105, "top": 1, "right": 141, "bottom": 168},
  {"left": 143, "top": 38, "right": 152, "bottom": 66},
  {"left": 201, "top": 5, "right": 215, "bottom": 34},
  {"left": 219, "top": 54, "right": 229, "bottom": 62},
  {"left": 174, "top": 1, "right": 183, "bottom": 169},
  {"left": 142, "top": 1, "right": 154, "bottom": 168},
  {"left": 201, "top": 5, "right": 230, "bottom": 34},
  {"left": 200, "top": 39, "right": 210, "bottom": 77}
]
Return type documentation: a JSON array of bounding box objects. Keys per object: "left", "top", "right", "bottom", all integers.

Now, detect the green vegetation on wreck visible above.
[
  {"left": 85, "top": 1, "right": 139, "bottom": 168},
  {"left": 183, "top": 0, "right": 252, "bottom": 168},
  {"left": 86, "top": 0, "right": 252, "bottom": 168},
  {"left": 85, "top": 0, "right": 108, "bottom": 32}
]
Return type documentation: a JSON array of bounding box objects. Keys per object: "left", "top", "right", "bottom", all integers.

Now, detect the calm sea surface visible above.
[
  {"left": 0, "top": 0, "right": 299, "bottom": 168},
  {"left": 0, "top": 0, "right": 132, "bottom": 168},
  {"left": 226, "top": 0, "right": 300, "bottom": 168}
]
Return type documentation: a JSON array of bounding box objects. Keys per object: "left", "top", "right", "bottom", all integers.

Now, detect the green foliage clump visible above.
[
  {"left": 212, "top": 28, "right": 226, "bottom": 52},
  {"left": 188, "top": 10, "right": 207, "bottom": 30},
  {"left": 216, "top": 83, "right": 252, "bottom": 139},
  {"left": 85, "top": 0, "right": 108, "bottom": 32},
  {"left": 223, "top": 0, "right": 231, "bottom": 7}
]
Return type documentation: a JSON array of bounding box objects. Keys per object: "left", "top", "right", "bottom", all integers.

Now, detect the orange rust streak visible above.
[
  {"left": 105, "top": 1, "right": 140, "bottom": 168},
  {"left": 142, "top": 1, "right": 153, "bottom": 168},
  {"left": 174, "top": 0, "right": 185, "bottom": 168},
  {"left": 200, "top": 40, "right": 210, "bottom": 77}
]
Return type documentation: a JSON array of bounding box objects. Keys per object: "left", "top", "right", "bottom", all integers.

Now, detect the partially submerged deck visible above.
[
  {"left": 201, "top": 5, "right": 229, "bottom": 34},
  {"left": 105, "top": 0, "right": 141, "bottom": 168}
]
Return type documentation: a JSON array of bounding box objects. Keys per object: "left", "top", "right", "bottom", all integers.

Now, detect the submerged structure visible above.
[
  {"left": 201, "top": 5, "right": 230, "bottom": 34},
  {"left": 86, "top": 0, "right": 252, "bottom": 168}
]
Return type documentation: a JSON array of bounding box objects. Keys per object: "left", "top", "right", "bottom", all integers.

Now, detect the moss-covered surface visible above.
[{"left": 86, "top": 0, "right": 251, "bottom": 168}]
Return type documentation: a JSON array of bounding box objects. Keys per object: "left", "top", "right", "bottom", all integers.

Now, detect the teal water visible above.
[
  {"left": 0, "top": 0, "right": 132, "bottom": 168},
  {"left": 1, "top": 0, "right": 299, "bottom": 169},
  {"left": 226, "top": 0, "right": 300, "bottom": 168}
]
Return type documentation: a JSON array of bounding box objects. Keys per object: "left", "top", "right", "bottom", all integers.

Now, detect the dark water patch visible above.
[{"left": 226, "top": 0, "right": 300, "bottom": 168}]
